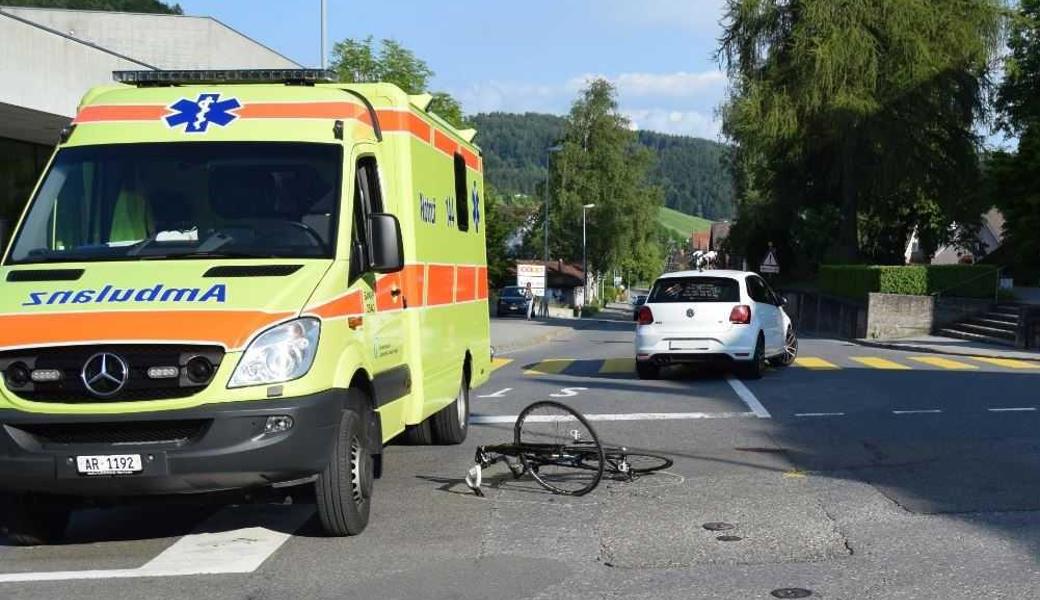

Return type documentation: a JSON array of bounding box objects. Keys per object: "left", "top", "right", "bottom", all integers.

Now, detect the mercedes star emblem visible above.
[
  {"left": 686, "top": 308, "right": 696, "bottom": 318},
  {"left": 81, "top": 352, "right": 129, "bottom": 398}
]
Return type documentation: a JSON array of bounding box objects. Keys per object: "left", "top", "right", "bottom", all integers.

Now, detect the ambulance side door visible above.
[{"left": 349, "top": 151, "right": 409, "bottom": 405}]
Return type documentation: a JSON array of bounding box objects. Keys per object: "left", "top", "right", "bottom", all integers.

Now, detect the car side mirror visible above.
[{"left": 367, "top": 213, "right": 404, "bottom": 273}]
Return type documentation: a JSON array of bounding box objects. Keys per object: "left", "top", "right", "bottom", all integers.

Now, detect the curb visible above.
[{"left": 851, "top": 338, "right": 1040, "bottom": 363}]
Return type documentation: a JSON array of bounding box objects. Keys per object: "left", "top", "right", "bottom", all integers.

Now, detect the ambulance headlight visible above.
[{"left": 229, "top": 318, "right": 321, "bottom": 388}]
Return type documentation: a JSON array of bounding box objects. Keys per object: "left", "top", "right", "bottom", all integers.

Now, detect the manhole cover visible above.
[
  {"left": 771, "top": 589, "right": 813, "bottom": 599},
  {"left": 702, "top": 522, "right": 735, "bottom": 531},
  {"left": 716, "top": 535, "right": 743, "bottom": 542}
]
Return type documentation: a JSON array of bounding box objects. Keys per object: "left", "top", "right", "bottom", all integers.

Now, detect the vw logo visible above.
[
  {"left": 686, "top": 308, "right": 696, "bottom": 318},
  {"left": 80, "top": 353, "right": 129, "bottom": 398}
]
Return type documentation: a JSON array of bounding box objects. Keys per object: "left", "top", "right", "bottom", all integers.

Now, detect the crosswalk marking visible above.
[
  {"left": 599, "top": 357, "right": 634, "bottom": 374},
  {"left": 971, "top": 357, "right": 1039, "bottom": 369},
  {"left": 794, "top": 357, "right": 839, "bottom": 369},
  {"left": 523, "top": 359, "right": 573, "bottom": 376},
  {"left": 490, "top": 358, "right": 513, "bottom": 372},
  {"left": 850, "top": 357, "right": 911, "bottom": 370},
  {"left": 909, "top": 356, "right": 978, "bottom": 370}
]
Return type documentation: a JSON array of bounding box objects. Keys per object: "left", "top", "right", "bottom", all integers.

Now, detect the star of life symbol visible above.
[
  {"left": 164, "top": 93, "right": 241, "bottom": 133},
  {"left": 471, "top": 186, "right": 481, "bottom": 233}
]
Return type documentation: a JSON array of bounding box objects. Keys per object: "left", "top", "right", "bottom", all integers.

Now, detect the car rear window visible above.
[{"left": 648, "top": 277, "right": 740, "bottom": 303}]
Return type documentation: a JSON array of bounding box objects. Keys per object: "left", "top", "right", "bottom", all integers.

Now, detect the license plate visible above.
[
  {"left": 669, "top": 340, "right": 708, "bottom": 351},
  {"left": 76, "top": 454, "right": 142, "bottom": 475}
]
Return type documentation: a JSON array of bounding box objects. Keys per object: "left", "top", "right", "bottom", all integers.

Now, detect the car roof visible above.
[{"left": 654, "top": 270, "right": 752, "bottom": 281}]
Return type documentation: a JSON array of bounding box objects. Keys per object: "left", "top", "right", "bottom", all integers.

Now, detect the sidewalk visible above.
[
  {"left": 854, "top": 335, "right": 1040, "bottom": 362},
  {"left": 489, "top": 317, "right": 571, "bottom": 354}
]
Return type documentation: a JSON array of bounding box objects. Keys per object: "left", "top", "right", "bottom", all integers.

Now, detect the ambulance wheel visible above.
[
  {"left": 315, "top": 392, "right": 373, "bottom": 536},
  {"left": 400, "top": 420, "right": 434, "bottom": 445},
  {"left": 1, "top": 493, "right": 71, "bottom": 546},
  {"left": 431, "top": 369, "right": 470, "bottom": 445}
]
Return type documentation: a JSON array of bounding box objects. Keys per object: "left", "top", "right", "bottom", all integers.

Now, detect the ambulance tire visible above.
[
  {"left": 1, "top": 493, "right": 71, "bottom": 546},
  {"left": 400, "top": 420, "right": 435, "bottom": 445},
  {"left": 315, "top": 392, "right": 373, "bottom": 536},
  {"left": 431, "top": 370, "right": 470, "bottom": 445}
]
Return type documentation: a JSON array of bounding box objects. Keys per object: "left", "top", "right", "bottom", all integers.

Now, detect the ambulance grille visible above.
[{"left": 11, "top": 420, "right": 210, "bottom": 446}]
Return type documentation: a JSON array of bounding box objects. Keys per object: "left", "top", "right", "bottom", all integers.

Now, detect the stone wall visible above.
[{"left": 866, "top": 293, "right": 991, "bottom": 340}]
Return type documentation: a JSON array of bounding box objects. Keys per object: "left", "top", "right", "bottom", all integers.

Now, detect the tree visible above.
[
  {"left": 991, "top": 0, "right": 1040, "bottom": 278},
  {"left": 718, "top": 0, "right": 1003, "bottom": 268},
  {"left": 329, "top": 37, "right": 467, "bottom": 128},
  {"left": 4, "top": 0, "right": 181, "bottom": 12},
  {"left": 525, "top": 79, "right": 663, "bottom": 282}
]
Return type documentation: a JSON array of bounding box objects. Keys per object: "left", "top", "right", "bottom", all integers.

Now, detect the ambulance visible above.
[{"left": 0, "top": 69, "right": 491, "bottom": 544}]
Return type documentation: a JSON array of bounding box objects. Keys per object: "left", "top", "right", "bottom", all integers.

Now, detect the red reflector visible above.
[
  {"left": 729, "top": 305, "right": 751, "bottom": 324},
  {"left": 637, "top": 305, "right": 654, "bottom": 325}
]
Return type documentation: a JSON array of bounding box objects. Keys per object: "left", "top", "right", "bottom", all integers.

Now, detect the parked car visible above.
[
  {"left": 631, "top": 294, "right": 648, "bottom": 321},
  {"left": 497, "top": 286, "right": 530, "bottom": 317},
  {"left": 634, "top": 270, "right": 797, "bottom": 380}
]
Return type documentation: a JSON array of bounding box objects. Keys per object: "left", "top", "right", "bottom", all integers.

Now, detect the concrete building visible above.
[{"left": 0, "top": 6, "right": 301, "bottom": 244}]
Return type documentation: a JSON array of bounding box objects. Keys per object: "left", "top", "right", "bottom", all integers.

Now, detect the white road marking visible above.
[
  {"left": 725, "top": 376, "right": 771, "bottom": 419},
  {"left": 0, "top": 505, "right": 312, "bottom": 583},
  {"left": 892, "top": 409, "right": 942, "bottom": 415},
  {"left": 987, "top": 407, "right": 1037, "bottom": 413},
  {"left": 472, "top": 411, "right": 756, "bottom": 424},
  {"left": 549, "top": 387, "right": 588, "bottom": 398},
  {"left": 477, "top": 387, "right": 513, "bottom": 398},
  {"left": 795, "top": 412, "right": 846, "bottom": 417}
]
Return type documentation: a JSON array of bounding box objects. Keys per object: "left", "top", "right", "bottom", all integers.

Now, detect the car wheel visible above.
[
  {"left": 315, "top": 390, "right": 374, "bottom": 536},
  {"left": 431, "top": 366, "right": 469, "bottom": 444},
  {"left": 768, "top": 326, "right": 798, "bottom": 368},
  {"left": 1, "top": 493, "right": 72, "bottom": 546},
  {"left": 636, "top": 361, "right": 660, "bottom": 380},
  {"left": 741, "top": 334, "right": 766, "bottom": 380}
]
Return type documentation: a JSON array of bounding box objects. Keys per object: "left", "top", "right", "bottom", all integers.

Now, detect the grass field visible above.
[{"left": 657, "top": 206, "right": 713, "bottom": 237}]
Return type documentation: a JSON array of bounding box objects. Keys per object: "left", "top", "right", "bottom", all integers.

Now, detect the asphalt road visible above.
[{"left": 3, "top": 319, "right": 1040, "bottom": 599}]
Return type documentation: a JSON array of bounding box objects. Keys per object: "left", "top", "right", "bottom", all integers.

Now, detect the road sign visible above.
[
  {"left": 517, "top": 263, "right": 546, "bottom": 296},
  {"left": 760, "top": 248, "right": 780, "bottom": 274}
]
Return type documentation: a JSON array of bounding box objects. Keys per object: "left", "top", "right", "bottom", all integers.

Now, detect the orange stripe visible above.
[
  {"left": 309, "top": 291, "right": 364, "bottom": 319},
  {"left": 374, "top": 273, "right": 404, "bottom": 312},
  {"left": 460, "top": 147, "right": 481, "bottom": 171},
  {"left": 400, "top": 264, "right": 426, "bottom": 308},
  {"left": 476, "top": 267, "right": 489, "bottom": 300},
  {"left": 433, "top": 130, "right": 458, "bottom": 157},
  {"left": 238, "top": 102, "right": 369, "bottom": 123},
  {"left": 0, "top": 311, "right": 290, "bottom": 351},
  {"left": 456, "top": 266, "right": 476, "bottom": 302},
  {"left": 377, "top": 110, "right": 432, "bottom": 142},
  {"left": 74, "top": 105, "right": 168, "bottom": 123},
  {"left": 427, "top": 265, "right": 455, "bottom": 306}
]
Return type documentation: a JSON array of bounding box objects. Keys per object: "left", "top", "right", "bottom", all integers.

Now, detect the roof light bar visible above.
[{"left": 113, "top": 69, "right": 337, "bottom": 86}]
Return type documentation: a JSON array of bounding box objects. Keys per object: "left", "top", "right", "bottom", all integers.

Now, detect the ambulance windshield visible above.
[{"left": 6, "top": 142, "right": 341, "bottom": 265}]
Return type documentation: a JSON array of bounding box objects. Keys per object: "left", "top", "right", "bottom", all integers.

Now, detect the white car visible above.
[{"left": 634, "top": 270, "right": 798, "bottom": 379}]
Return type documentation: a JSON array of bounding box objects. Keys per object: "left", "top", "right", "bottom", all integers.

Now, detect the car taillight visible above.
[
  {"left": 729, "top": 305, "right": 751, "bottom": 324},
  {"left": 637, "top": 305, "right": 654, "bottom": 325}
]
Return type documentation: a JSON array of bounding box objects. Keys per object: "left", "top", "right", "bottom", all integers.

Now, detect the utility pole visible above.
[
  {"left": 320, "top": 0, "right": 328, "bottom": 69},
  {"left": 543, "top": 145, "right": 563, "bottom": 317},
  {"left": 582, "top": 203, "right": 596, "bottom": 315}
]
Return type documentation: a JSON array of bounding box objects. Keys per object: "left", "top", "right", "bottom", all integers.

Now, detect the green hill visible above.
[
  {"left": 657, "top": 206, "right": 713, "bottom": 238},
  {"left": 471, "top": 112, "right": 735, "bottom": 221}
]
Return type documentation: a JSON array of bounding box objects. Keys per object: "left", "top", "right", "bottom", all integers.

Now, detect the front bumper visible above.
[{"left": 0, "top": 390, "right": 344, "bottom": 496}]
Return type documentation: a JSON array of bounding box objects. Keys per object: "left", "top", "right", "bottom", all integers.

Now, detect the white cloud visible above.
[
  {"left": 624, "top": 109, "right": 722, "bottom": 140},
  {"left": 570, "top": 70, "right": 727, "bottom": 100}
]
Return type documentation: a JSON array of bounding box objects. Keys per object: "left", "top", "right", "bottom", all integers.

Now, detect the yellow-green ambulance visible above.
[{"left": 0, "top": 69, "right": 491, "bottom": 544}]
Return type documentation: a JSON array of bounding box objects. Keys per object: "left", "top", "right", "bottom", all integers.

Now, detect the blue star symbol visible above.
[
  {"left": 165, "top": 93, "right": 241, "bottom": 133},
  {"left": 472, "top": 186, "right": 481, "bottom": 233}
]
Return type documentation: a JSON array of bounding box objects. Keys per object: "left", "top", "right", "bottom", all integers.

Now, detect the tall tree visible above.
[
  {"left": 718, "top": 0, "right": 1003, "bottom": 267},
  {"left": 991, "top": 0, "right": 1040, "bottom": 275},
  {"left": 526, "top": 79, "right": 663, "bottom": 281},
  {"left": 329, "top": 37, "right": 467, "bottom": 128}
]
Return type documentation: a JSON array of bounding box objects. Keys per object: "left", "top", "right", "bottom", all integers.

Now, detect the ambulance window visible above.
[
  {"left": 349, "top": 156, "right": 384, "bottom": 281},
  {"left": 453, "top": 153, "right": 469, "bottom": 232}
]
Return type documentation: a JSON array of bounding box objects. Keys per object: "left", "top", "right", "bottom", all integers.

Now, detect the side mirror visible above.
[{"left": 367, "top": 213, "right": 404, "bottom": 273}]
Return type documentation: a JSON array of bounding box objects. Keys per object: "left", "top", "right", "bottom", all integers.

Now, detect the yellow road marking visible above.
[
  {"left": 971, "top": 357, "right": 1039, "bottom": 370},
  {"left": 490, "top": 358, "right": 513, "bottom": 372},
  {"left": 599, "top": 358, "right": 634, "bottom": 374},
  {"left": 523, "top": 359, "right": 573, "bottom": 376},
  {"left": 850, "top": 357, "right": 911, "bottom": 370},
  {"left": 794, "top": 357, "right": 839, "bottom": 369},
  {"left": 909, "top": 356, "right": 978, "bottom": 370}
]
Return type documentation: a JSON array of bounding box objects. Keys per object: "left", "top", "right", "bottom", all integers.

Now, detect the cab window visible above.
[{"left": 349, "top": 156, "right": 384, "bottom": 281}]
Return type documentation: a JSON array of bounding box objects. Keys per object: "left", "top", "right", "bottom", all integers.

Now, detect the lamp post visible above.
[
  {"left": 582, "top": 203, "right": 596, "bottom": 315},
  {"left": 542, "top": 144, "right": 563, "bottom": 317}
]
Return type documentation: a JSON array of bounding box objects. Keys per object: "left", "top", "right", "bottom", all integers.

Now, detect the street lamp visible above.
[
  {"left": 320, "top": 0, "right": 327, "bottom": 69},
  {"left": 582, "top": 203, "right": 596, "bottom": 315},
  {"left": 542, "top": 144, "right": 563, "bottom": 317}
]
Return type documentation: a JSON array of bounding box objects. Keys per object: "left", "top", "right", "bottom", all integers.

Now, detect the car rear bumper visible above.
[
  {"left": 635, "top": 327, "right": 757, "bottom": 363},
  {"left": 0, "top": 391, "right": 344, "bottom": 497}
]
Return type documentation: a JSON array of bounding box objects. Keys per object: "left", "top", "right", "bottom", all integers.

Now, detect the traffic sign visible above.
[{"left": 761, "top": 248, "right": 780, "bottom": 274}]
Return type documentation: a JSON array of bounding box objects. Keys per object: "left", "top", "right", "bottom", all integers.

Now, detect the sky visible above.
[{"left": 177, "top": 0, "right": 731, "bottom": 140}]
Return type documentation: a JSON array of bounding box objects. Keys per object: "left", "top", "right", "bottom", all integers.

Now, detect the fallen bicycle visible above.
[{"left": 465, "top": 400, "right": 673, "bottom": 497}]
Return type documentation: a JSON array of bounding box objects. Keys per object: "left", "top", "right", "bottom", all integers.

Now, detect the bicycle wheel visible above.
[
  {"left": 612, "top": 451, "right": 673, "bottom": 474},
  {"left": 514, "top": 401, "right": 604, "bottom": 496}
]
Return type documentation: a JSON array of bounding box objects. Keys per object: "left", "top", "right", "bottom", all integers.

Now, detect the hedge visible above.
[{"left": 819, "top": 265, "right": 998, "bottom": 301}]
